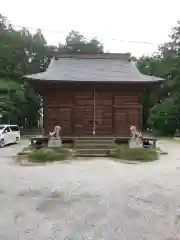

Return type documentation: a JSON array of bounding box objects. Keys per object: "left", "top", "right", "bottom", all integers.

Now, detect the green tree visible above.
[
  {"left": 137, "top": 21, "right": 180, "bottom": 135},
  {"left": 58, "top": 30, "right": 104, "bottom": 54},
  {"left": 0, "top": 14, "right": 52, "bottom": 127},
  {"left": 0, "top": 14, "right": 104, "bottom": 128}
]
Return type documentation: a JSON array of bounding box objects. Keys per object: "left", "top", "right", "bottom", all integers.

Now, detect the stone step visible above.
[
  {"left": 75, "top": 137, "right": 114, "bottom": 142},
  {"left": 75, "top": 148, "right": 114, "bottom": 155},
  {"left": 76, "top": 139, "right": 114, "bottom": 145},
  {"left": 77, "top": 153, "right": 108, "bottom": 157},
  {"left": 75, "top": 143, "right": 115, "bottom": 149},
  {"left": 73, "top": 137, "right": 116, "bottom": 156},
  {"left": 75, "top": 137, "right": 114, "bottom": 140}
]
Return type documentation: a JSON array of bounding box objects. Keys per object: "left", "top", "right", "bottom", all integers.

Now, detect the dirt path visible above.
[{"left": 0, "top": 140, "right": 180, "bottom": 239}]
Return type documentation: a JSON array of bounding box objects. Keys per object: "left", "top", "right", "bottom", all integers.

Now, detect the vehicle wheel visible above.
[
  {"left": 15, "top": 137, "right": 20, "bottom": 144},
  {"left": 0, "top": 139, "right": 5, "bottom": 148}
]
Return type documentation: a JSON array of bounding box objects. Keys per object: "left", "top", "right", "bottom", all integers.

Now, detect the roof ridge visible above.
[{"left": 55, "top": 53, "right": 131, "bottom": 60}]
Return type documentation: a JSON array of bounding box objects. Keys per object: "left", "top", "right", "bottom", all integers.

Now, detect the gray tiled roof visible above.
[{"left": 24, "top": 53, "right": 164, "bottom": 83}]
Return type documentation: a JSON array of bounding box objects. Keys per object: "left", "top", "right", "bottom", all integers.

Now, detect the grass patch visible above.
[
  {"left": 27, "top": 148, "right": 74, "bottom": 163},
  {"left": 109, "top": 144, "right": 159, "bottom": 162}
]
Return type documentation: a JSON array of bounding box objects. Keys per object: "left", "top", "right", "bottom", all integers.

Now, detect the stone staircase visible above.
[{"left": 75, "top": 137, "right": 116, "bottom": 157}]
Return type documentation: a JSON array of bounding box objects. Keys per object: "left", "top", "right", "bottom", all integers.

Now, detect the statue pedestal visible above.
[
  {"left": 48, "top": 138, "right": 62, "bottom": 148},
  {"left": 129, "top": 138, "right": 143, "bottom": 149}
]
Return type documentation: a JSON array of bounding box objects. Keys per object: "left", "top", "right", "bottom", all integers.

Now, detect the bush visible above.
[
  {"left": 27, "top": 148, "right": 74, "bottom": 163},
  {"left": 109, "top": 144, "right": 158, "bottom": 162},
  {"left": 148, "top": 97, "right": 180, "bottom": 136}
]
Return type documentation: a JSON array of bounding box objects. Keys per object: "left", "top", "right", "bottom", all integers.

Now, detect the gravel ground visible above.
[{"left": 0, "top": 140, "right": 180, "bottom": 239}]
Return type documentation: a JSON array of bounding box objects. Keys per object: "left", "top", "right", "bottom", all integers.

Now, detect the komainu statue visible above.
[
  {"left": 129, "top": 125, "right": 143, "bottom": 149},
  {"left": 48, "top": 125, "right": 62, "bottom": 148}
]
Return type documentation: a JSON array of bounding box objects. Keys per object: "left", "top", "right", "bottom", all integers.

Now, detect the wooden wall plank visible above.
[{"left": 42, "top": 83, "right": 142, "bottom": 136}]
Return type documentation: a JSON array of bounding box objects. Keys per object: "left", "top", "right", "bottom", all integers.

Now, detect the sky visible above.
[{"left": 1, "top": 0, "right": 180, "bottom": 57}]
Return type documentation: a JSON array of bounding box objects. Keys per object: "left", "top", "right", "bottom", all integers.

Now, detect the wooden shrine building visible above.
[{"left": 24, "top": 53, "right": 164, "bottom": 137}]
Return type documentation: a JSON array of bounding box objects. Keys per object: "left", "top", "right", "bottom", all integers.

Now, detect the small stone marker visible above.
[{"left": 129, "top": 125, "right": 143, "bottom": 149}]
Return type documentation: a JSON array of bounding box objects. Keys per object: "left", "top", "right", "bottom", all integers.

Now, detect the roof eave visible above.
[{"left": 24, "top": 77, "right": 165, "bottom": 84}]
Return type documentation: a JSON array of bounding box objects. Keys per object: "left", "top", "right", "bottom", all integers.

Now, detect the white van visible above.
[{"left": 0, "top": 125, "right": 20, "bottom": 147}]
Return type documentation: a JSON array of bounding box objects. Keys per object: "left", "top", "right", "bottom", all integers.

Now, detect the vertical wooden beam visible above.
[
  {"left": 43, "top": 93, "right": 48, "bottom": 136},
  {"left": 93, "top": 87, "right": 96, "bottom": 135},
  {"left": 139, "top": 90, "right": 143, "bottom": 132}
]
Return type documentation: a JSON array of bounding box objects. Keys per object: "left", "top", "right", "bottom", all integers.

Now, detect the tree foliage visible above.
[
  {"left": 58, "top": 30, "right": 104, "bottom": 54},
  {"left": 137, "top": 21, "right": 180, "bottom": 135},
  {"left": 0, "top": 14, "right": 104, "bottom": 128}
]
